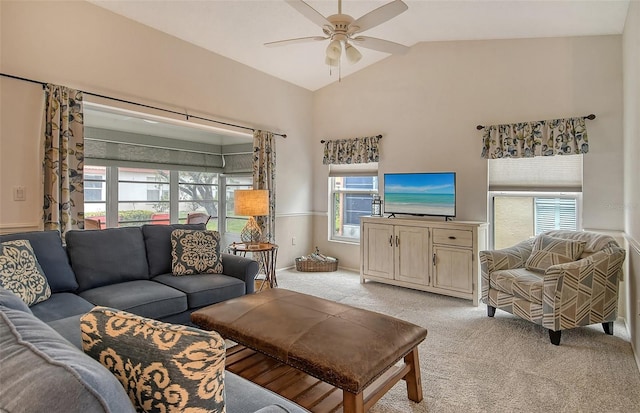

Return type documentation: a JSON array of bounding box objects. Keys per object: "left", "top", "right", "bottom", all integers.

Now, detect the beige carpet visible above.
[{"left": 275, "top": 268, "right": 640, "bottom": 413}]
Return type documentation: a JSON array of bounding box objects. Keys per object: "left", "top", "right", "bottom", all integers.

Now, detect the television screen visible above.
[{"left": 383, "top": 172, "right": 456, "bottom": 217}]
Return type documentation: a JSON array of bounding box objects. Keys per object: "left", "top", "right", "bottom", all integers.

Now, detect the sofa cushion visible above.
[
  {"left": 0, "top": 306, "right": 135, "bottom": 413},
  {"left": 81, "top": 306, "right": 225, "bottom": 413},
  {"left": 142, "top": 224, "right": 206, "bottom": 277},
  {"left": 0, "top": 230, "right": 78, "bottom": 293},
  {"left": 0, "top": 240, "right": 51, "bottom": 306},
  {"left": 171, "top": 229, "right": 224, "bottom": 275},
  {"left": 66, "top": 227, "right": 150, "bottom": 292},
  {"left": 30, "top": 292, "right": 95, "bottom": 322},
  {"left": 79, "top": 280, "right": 187, "bottom": 319},
  {"left": 490, "top": 268, "right": 544, "bottom": 305},
  {"left": 0, "top": 286, "right": 32, "bottom": 313},
  {"left": 525, "top": 234, "right": 586, "bottom": 273},
  {"left": 153, "top": 273, "right": 246, "bottom": 308},
  {"left": 47, "top": 314, "right": 85, "bottom": 349}
]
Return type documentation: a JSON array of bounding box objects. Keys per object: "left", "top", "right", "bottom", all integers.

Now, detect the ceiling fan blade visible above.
[
  {"left": 349, "top": 0, "right": 408, "bottom": 34},
  {"left": 352, "top": 36, "right": 409, "bottom": 54},
  {"left": 265, "top": 36, "right": 328, "bottom": 47},
  {"left": 285, "top": 0, "right": 332, "bottom": 28}
]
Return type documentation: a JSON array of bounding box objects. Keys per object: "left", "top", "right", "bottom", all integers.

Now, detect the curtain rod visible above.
[
  {"left": 0, "top": 72, "right": 287, "bottom": 138},
  {"left": 476, "top": 114, "right": 596, "bottom": 131},
  {"left": 320, "top": 134, "right": 382, "bottom": 143}
]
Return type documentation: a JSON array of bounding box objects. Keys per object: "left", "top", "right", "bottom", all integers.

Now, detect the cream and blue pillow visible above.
[
  {"left": 81, "top": 307, "right": 226, "bottom": 413},
  {"left": 0, "top": 240, "right": 51, "bottom": 306},
  {"left": 171, "top": 229, "right": 223, "bottom": 275},
  {"left": 525, "top": 234, "right": 586, "bottom": 273}
]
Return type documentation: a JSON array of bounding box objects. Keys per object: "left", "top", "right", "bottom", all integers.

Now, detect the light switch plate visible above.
[{"left": 13, "top": 186, "right": 26, "bottom": 201}]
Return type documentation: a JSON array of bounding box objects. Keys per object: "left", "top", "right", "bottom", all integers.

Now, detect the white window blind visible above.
[
  {"left": 329, "top": 162, "right": 378, "bottom": 177},
  {"left": 534, "top": 198, "right": 578, "bottom": 234},
  {"left": 489, "top": 155, "right": 583, "bottom": 192}
]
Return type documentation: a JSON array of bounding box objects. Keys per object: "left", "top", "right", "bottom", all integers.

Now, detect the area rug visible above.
[{"left": 275, "top": 268, "right": 640, "bottom": 413}]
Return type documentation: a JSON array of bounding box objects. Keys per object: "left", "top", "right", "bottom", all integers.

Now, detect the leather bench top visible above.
[{"left": 192, "top": 288, "right": 427, "bottom": 393}]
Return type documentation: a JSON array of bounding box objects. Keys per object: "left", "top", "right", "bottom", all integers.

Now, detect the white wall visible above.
[
  {"left": 622, "top": 0, "right": 640, "bottom": 371},
  {"left": 0, "top": 0, "right": 315, "bottom": 265},
  {"left": 312, "top": 35, "right": 624, "bottom": 271}
]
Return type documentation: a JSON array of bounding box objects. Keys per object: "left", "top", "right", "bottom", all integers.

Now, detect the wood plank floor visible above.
[{"left": 226, "top": 345, "right": 344, "bottom": 413}]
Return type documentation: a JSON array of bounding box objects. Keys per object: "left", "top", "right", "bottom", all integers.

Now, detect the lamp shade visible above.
[
  {"left": 345, "top": 43, "right": 362, "bottom": 64},
  {"left": 234, "top": 189, "right": 269, "bottom": 217},
  {"left": 326, "top": 39, "right": 342, "bottom": 60}
]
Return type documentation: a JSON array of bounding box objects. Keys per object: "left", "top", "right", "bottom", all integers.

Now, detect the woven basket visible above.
[{"left": 295, "top": 258, "right": 338, "bottom": 272}]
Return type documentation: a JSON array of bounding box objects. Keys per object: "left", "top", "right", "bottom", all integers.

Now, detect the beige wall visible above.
[
  {"left": 0, "top": 0, "right": 314, "bottom": 265},
  {"left": 623, "top": 0, "right": 640, "bottom": 371},
  {"left": 312, "top": 35, "right": 624, "bottom": 271}
]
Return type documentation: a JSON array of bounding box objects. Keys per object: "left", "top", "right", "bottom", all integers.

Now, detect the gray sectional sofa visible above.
[{"left": 0, "top": 225, "right": 309, "bottom": 413}]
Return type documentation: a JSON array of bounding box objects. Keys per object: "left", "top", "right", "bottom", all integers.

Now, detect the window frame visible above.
[
  {"left": 329, "top": 175, "right": 379, "bottom": 244},
  {"left": 85, "top": 164, "right": 249, "bottom": 239},
  {"left": 488, "top": 190, "right": 582, "bottom": 249}
]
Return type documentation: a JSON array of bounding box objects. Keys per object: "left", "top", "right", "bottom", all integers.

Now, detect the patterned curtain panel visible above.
[
  {"left": 322, "top": 135, "right": 381, "bottom": 165},
  {"left": 43, "top": 84, "right": 84, "bottom": 236},
  {"left": 253, "top": 130, "right": 276, "bottom": 242},
  {"left": 481, "top": 117, "right": 588, "bottom": 159}
]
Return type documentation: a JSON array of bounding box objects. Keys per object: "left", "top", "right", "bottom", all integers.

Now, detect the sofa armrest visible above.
[
  {"left": 542, "top": 246, "right": 626, "bottom": 330},
  {"left": 479, "top": 239, "right": 534, "bottom": 302},
  {"left": 222, "top": 253, "right": 260, "bottom": 294}
]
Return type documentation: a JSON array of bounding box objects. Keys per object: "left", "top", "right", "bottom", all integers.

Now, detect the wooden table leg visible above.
[
  {"left": 343, "top": 390, "right": 365, "bottom": 413},
  {"left": 403, "top": 346, "right": 423, "bottom": 402}
]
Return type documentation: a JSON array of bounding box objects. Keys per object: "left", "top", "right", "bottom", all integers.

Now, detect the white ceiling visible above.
[{"left": 90, "top": 0, "right": 630, "bottom": 91}]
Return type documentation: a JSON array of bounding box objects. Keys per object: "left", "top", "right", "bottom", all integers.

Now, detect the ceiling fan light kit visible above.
[{"left": 267, "top": 0, "right": 409, "bottom": 73}]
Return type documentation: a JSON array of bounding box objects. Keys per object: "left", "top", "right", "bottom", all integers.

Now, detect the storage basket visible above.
[{"left": 295, "top": 257, "right": 338, "bottom": 272}]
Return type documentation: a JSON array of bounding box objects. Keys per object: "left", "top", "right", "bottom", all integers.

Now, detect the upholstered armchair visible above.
[{"left": 480, "top": 230, "right": 626, "bottom": 345}]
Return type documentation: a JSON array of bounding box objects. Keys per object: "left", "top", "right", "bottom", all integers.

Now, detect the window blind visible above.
[
  {"left": 489, "top": 155, "right": 582, "bottom": 192},
  {"left": 328, "top": 162, "right": 378, "bottom": 177},
  {"left": 84, "top": 127, "right": 252, "bottom": 173}
]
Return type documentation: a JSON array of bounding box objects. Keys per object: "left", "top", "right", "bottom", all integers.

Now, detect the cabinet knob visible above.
[
  {"left": 389, "top": 235, "right": 393, "bottom": 247},
  {"left": 448, "top": 236, "right": 456, "bottom": 240}
]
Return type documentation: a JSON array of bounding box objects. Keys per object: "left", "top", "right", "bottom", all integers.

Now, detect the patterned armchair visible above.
[{"left": 480, "top": 230, "right": 626, "bottom": 345}]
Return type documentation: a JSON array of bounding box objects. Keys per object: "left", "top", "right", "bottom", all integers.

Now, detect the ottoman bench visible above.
[{"left": 192, "top": 288, "right": 428, "bottom": 413}]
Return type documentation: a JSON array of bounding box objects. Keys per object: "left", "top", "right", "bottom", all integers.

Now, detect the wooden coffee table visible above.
[{"left": 191, "top": 289, "right": 428, "bottom": 413}]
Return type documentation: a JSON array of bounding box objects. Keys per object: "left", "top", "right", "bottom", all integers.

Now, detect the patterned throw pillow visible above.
[
  {"left": 525, "top": 234, "right": 586, "bottom": 273},
  {"left": 171, "top": 230, "right": 223, "bottom": 276},
  {"left": 0, "top": 240, "right": 51, "bottom": 306},
  {"left": 81, "top": 306, "right": 226, "bottom": 413}
]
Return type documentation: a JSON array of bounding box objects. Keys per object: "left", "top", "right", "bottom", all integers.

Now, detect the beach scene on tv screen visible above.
[{"left": 384, "top": 173, "right": 455, "bottom": 216}]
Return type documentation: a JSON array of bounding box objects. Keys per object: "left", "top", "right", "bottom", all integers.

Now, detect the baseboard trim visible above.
[{"left": 0, "top": 222, "right": 42, "bottom": 234}]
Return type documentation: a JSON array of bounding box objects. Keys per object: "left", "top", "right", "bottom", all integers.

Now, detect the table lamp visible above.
[{"left": 234, "top": 189, "right": 269, "bottom": 245}]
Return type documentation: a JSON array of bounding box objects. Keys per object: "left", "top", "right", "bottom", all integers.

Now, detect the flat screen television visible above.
[{"left": 383, "top": 172, "right": 456, "bottom": 218}]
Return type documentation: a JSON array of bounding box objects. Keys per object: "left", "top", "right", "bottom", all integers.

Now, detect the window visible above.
[
  {"left": 84, "top": 173, "right": 104, "bottom": 202},
  {"left": 178, "top": 172, "right": 218, "bottom": 230},
  {"left": 224, "top": 176, "right": 253, "bottom": 234},
  {"left": 489, "top": 156, "right": 582, "bottom": 249},
  {"left": 330, "top": 175, "right": 378, "bottom": 242},
  {"left": 84, "top": 165, "right": 247, "bottom": 238},
  {"left": 118, "top": 168, "right": 170, "bottom": 226}
]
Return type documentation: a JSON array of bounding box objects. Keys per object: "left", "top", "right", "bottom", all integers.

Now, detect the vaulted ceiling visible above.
[{"left": 90, "top": 0, "right": 630, "bottom": 91}]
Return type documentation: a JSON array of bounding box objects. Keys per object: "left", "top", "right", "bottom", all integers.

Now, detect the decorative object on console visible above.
[
  {"left": 371, "top": 195, "right": 383, "bottom": 216},
  {"left": 234, "top": 189, "right": 269, "bottom": 244}
]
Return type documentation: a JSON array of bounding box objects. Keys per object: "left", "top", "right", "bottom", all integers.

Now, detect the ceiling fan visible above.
[{"left": 265, "top": 0, "right": 409, "bottom": 67}]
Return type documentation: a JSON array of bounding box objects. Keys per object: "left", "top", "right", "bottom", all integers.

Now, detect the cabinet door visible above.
[
  {"left": 362, "top": 223, "right": 394, "bottom": 279},
  {"left": 432, "top": 246, "right": 473, "bottom": 293},
  {"left": 395, "top": 225, "right": 429, "bottom": 284}
]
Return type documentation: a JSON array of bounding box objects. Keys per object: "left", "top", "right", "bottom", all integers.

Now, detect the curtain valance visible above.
[
  {"left": 322, "top": 135, "right": 382, "bottom": 165},
  {"left": 481, "top": 117, "right": 589, "bottom": 159}
]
